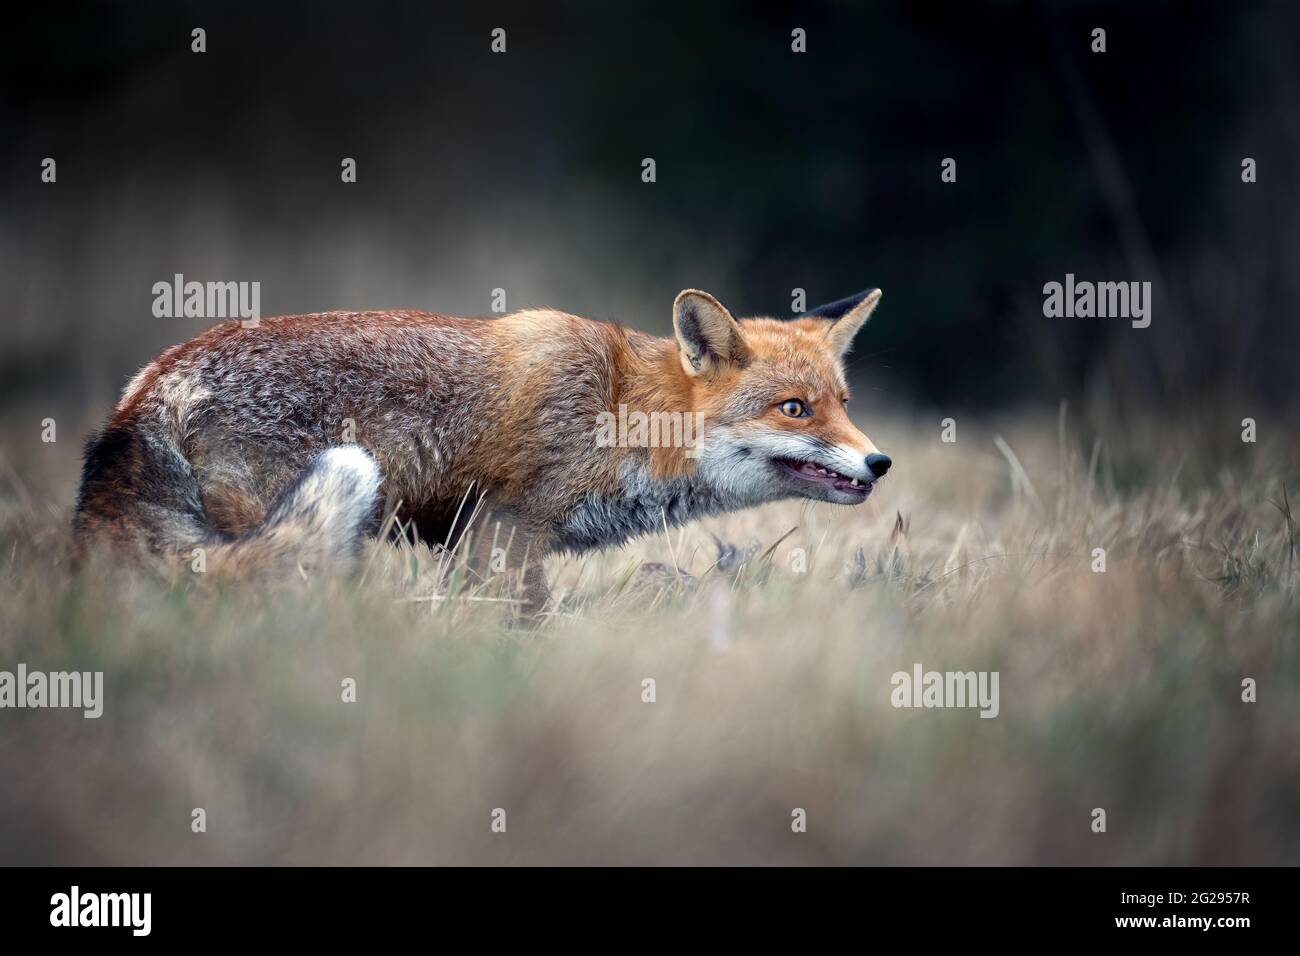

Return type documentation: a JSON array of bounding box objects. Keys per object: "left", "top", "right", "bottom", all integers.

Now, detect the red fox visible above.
[{"left": 73, "top": 288, "right": 890, "bottom": 611}]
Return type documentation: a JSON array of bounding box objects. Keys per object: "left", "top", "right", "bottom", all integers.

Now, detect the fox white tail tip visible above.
[
  {"left": 304, "top": 444, "right": 383, "bottom": 540},
  {"left": 251, "top": 444, "right": 384, "bottom": 572},
  {"left": 318, "top": 444, "right": 382, "bottom": 491}
]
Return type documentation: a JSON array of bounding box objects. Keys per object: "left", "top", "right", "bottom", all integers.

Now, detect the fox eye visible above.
[{"left": 779, "top": 399, "right": 809, "bottom": 418}]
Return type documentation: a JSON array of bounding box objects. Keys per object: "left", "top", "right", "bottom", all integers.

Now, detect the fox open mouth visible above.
[{"left": 773, "top": 457, "right": 872, "bottom": 497}]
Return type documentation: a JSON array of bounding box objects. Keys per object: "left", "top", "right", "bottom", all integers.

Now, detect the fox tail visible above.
[{"left": 73, "top": 435, "right": 383, "bottom": 579}]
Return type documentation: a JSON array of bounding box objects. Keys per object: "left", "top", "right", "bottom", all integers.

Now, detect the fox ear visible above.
[
  {"left": 673, "top": 290, "right": 751, "bottom": 376},
  {"left": 808, "top": 288, "right": 882, "bottom": 357}
]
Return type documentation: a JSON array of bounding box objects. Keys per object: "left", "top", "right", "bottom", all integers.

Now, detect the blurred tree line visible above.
[{"left": 3, "top": 1, "right": 1295, "bottom": 418}]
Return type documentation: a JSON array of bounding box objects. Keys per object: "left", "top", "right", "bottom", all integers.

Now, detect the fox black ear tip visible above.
[
  {"left": 848, "top": 288, "right": 882, "bottom": 312},
  {"left": 805, "top": 287, "right": 882, "bottom": 321}
]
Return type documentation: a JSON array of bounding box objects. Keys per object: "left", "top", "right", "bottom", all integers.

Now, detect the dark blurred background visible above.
[{"left": 3, "top": 1, "right": 1297, "bottom": 421}]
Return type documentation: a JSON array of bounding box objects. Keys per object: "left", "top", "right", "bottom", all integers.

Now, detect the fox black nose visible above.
[{"left": 865, "top": 453, "right": 892, "bottom": 478}]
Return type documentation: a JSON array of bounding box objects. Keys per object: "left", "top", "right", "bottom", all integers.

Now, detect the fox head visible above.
[{"left": 671, "top": 287, "right": 890, "bottom": 507}]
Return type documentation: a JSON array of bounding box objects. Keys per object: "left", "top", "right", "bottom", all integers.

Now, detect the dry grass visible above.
[{"left": 1, "top": 407, "right": 1297, "bottom": 864}]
